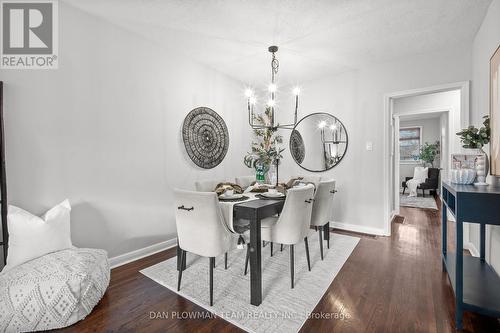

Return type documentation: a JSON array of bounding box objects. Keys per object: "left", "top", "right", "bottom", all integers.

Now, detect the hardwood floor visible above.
[{"left": 59, "top": 200, "right": 500, "bottom": 333}]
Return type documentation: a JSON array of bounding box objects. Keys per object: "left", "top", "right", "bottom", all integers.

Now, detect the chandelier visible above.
[{"left": 245, "top": 46, "right": 300, "bottom": 130}]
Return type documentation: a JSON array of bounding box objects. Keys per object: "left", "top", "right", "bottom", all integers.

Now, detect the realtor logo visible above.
[{"left": 1, "top": 0, "right": 58, "bottom": 69}]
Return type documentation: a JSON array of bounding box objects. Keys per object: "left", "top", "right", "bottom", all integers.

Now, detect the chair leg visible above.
[
  {"left": 177, "top": 250, "right": 186, "bottom": 291},
  {"left": 304, "top": 237, "right": 311, "bottom": 271},
  {"left": 402, "top": 187, "right": 406, "bottom": 195},
  {"left": 270, "top": 242, "right": 273, "bottom": 257},
  {"left": 209, "top": 257, "right": 214, "bottom": 306},
  {"left": 224, "top": 252, "right": 228, "bottom": 270},
  {"left": 318, "top": 229, "right": 324, "bottom": 260},
  {"left": 244, "top": 246, "right": 250, "bottom": 276},
  {"left": 280, "top": 244, "right": 283, "bottom": 252},
  {"left": 290, "top": 244, "right": 295, "bottom": 289}
]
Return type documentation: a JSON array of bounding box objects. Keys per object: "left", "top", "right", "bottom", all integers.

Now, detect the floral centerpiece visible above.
[{"left": 244, "top": 108, "right": 285, "bottom": 182}]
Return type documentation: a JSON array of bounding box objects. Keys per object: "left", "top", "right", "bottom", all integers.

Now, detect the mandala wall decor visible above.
[
  {"left": 182, "top": 107, "right": 229, "bottom": 169},
  {"left": 290, "top": 129, "right": 305, "bottom": 164}
]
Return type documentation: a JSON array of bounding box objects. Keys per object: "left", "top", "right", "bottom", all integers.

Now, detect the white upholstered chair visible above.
[
  {"left": 310, "top": 180, "right": 336, "bottom": 260},
  {"left": 174, "top": 189, "right": 232, "bottom": 306},
  {"left": 235, "top": 176, "right": 255, "bottom": 190},
  {"left": 245, "top": 185, "right": 315, "bottom": 288},
  {"left": 194, "top": 179, "right": 222, "bottom": 192}
]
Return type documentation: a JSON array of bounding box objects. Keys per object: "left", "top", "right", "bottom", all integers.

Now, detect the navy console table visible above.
[{"left": 441, "top": 181, "right": 500, "bottom": 330}]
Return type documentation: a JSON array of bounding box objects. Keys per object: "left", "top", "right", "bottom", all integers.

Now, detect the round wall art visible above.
[
  {"left": 290, "top": 129, "right": 305, "bottom": 164},
  {"left": 182, "top": 107, "right": 229, "bottom": 169}
]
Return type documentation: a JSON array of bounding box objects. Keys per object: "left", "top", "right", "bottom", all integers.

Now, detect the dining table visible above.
[{"left": 176, "top": 188, "right": 330, "bottom": 307}]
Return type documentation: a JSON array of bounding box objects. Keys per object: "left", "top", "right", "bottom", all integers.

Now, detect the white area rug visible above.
[
  {"left": 141, "top": 232, "right": 359, "bottom": 333},
  {"left": 400, "top": 193, "right": 438, "bottom": 210}
]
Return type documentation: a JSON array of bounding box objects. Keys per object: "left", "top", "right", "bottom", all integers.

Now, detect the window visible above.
[{"left": 400, "top": 127, "right": 422, "bottom": 162}]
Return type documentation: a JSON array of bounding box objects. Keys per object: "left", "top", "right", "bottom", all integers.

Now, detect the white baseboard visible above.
[
  {"left": 109, "top": 238, "right": 177, "bottom": 269},
  {"left": 464, "top": 241, "right": 479, "bottom": 257},
  {"left": 330, "top": 221, "right": 388, "bottom": 236}
]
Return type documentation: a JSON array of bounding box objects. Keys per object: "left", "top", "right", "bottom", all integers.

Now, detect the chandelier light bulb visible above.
[
  {"left": 268, "top": 83, "right": 277, "bottom": 93},
  {"left": 318, "top": 121, "right": 327, "bottom": 129},
  {"left": 244, "top": 88, "right": 253, "bottom": 97},
  {"left": 293, "top": 87, "right": 301, "bottom": 96},
  {"left": 329, "top": 124, "right": 337, "bottom": 131},
  {"left": 267, "top": 99, "right": 276, "bottom": 107},
  {"left": 249, "top": 96, "right": 257, "bottom": 105}
]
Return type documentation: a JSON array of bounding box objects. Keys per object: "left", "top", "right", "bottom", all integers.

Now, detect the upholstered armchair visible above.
[{"left": 402, "top": 167, "right": 440, "bottom": 197}]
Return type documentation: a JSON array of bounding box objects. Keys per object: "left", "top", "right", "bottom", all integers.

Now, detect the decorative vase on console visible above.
[
  {"left": 456, "top": 115, "right": 491, "bottom": 186},
  {"left": 473, "top": 148, "right": 489, "bottom": 185}
]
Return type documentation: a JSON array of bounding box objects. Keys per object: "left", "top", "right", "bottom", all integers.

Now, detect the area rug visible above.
[
  {"left": 400, "top": 193, "right": 438, "bottom": 210},
  {"left": 141, "top": 232, "right": 359, "bottom": 333}
]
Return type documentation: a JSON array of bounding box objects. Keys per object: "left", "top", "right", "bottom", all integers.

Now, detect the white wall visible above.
[
  {"left": 470, "top": 0, "right": 500, "bottom": 271},
  {"left": 0, "top": 3, "right": 250, "bottom": 258},
  {"left": 398, "top": 118, "right": 441, "bottom": 183},
  {"left": 277, "top": 47, "right": 471, "bottom": 235}
]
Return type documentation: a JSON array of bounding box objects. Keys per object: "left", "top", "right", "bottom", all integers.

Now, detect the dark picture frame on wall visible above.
[{"left": 491, "top": 44, "right": 500, "bottom": 176}]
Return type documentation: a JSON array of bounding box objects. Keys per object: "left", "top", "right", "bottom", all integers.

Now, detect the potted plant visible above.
[
  {"left": 416, "top": 141, "right": 440, "bottom": 167},
  {"left": 456, "top": 115, "right": 491, "bottom": 184},
  {"left": 244, "top": 108, "right": 285, "bottom": 183}
]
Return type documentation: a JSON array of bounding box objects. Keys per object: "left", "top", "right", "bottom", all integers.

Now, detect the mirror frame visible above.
[{"left": 289, "top": 112, "right": 349, "bottom": 172}]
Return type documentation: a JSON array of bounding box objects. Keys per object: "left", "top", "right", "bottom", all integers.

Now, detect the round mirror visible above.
[{"left": 290, "top": 113, "right": 348, "bottom": 172}]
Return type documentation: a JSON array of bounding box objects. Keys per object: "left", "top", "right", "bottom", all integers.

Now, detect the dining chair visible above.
[
  {"left": 245, "top": 185, "right": 315, "bottom": 288},
  {"left": 195, "top": 179, "right": 223, "bottom": 192},
  {"left": 174, "top": 189, "right": 233, "bottom": 306},
  {"left": 310, "top": 180, "right": 336, "bottom": 260},
  {"left": 235, "top": 176, "right": 255, "bottom": 190}
]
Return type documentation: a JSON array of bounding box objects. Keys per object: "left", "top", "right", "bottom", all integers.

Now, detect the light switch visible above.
[{"left": 366, "top": 141, "right": 373, "bottom": 151}]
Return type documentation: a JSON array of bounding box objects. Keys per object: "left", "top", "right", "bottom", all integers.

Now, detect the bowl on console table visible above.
[{"left": 450, "top": 169, "right": 476, "bottom": 185}]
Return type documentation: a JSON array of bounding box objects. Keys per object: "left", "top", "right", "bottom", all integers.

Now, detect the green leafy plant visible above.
[
  {"left": 244, "top": 107, "right": 285, "bottom": 171},
  {"left": 456, "top": 115, "right": 490, "bottom": 149},
  {"left": 416, "top": 141, "right": 440, "bottom": 167}
]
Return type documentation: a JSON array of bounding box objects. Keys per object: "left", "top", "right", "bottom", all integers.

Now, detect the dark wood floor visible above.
[{"left": 59, "top": 200, "right": 500, "bottom": 333}]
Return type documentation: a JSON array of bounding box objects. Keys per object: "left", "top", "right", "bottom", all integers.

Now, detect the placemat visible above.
[
  {"left": 218, "top": 195, "right": 250, "bottom": 202},
  {"left": 255, "top": 194, "right": 286, "bottom": 200}
]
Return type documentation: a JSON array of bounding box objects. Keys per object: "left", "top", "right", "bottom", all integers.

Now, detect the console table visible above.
[{"left": 441, "top": 181, "right": 500, "bottom": 330}]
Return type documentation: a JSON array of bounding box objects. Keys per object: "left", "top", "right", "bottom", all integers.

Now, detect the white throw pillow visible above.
[
  {"left": 5, "top": 199, "right": 73, "bottom": 270},
  {"left": 413, "top": 167, "right": 429, "bottom": 183}
]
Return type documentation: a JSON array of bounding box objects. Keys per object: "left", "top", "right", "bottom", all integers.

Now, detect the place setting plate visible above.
[
  {"left": 218, "top": 193, "right": 249, "bottom": 202},
  {"left": 256, "top": 192, "right": 286, "bottom": 200}
]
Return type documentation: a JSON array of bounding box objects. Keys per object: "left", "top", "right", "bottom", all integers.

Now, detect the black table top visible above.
[{"left": 442, "top": 180, "right": 500, "bottom": 195}]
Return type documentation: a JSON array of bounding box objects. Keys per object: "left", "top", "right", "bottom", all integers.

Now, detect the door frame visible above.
[{"left": 382, "top": 81, "right": 470, "bottom": 236}]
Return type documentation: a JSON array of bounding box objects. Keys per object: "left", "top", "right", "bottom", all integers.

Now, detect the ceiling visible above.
[{"left": 63, "top": 0, "right": 491, "bottom": 86}]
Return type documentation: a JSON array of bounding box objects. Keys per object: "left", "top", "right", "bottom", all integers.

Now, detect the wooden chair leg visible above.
[
  {"left": 319, "top": 229, "right": 324, "bottom": 260},
  {"left": 209, "top": 257, "right": 214, "bottom": 306},
  {"left": 280, "top": 244, "right": 283, "bottom": 252},
  {"left": 244, "top": 246, "right": 250, "bottom": 276},
  {"left": 177, "top": 250, "right": 186, "bottom": 291},
  {"left": 270, "top": 242, "right": 273, "bottom": 257},
  {"left": 290, "top": 244, "right": 295, "bottom": 289},
  {"left": 402, "top": 187, "right": 406, "bottom": 195},
  {"left": 224, "top": 252, "right": 228, "bottom": 270},
  {"left": 304, "top": 237, "right": 311, "bottom": 271}
]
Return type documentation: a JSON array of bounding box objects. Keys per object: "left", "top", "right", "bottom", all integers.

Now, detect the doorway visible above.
[
  {"left": 396, "top": 111, "right": 448, "bottom": 209},
  {"left": 383, "top": 81, "right": 470, "bottom": 235}
]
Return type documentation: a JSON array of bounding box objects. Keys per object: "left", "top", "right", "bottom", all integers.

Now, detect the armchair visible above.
[{"left": 402, "top": 167, "right": 440, "bottom": 197}]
